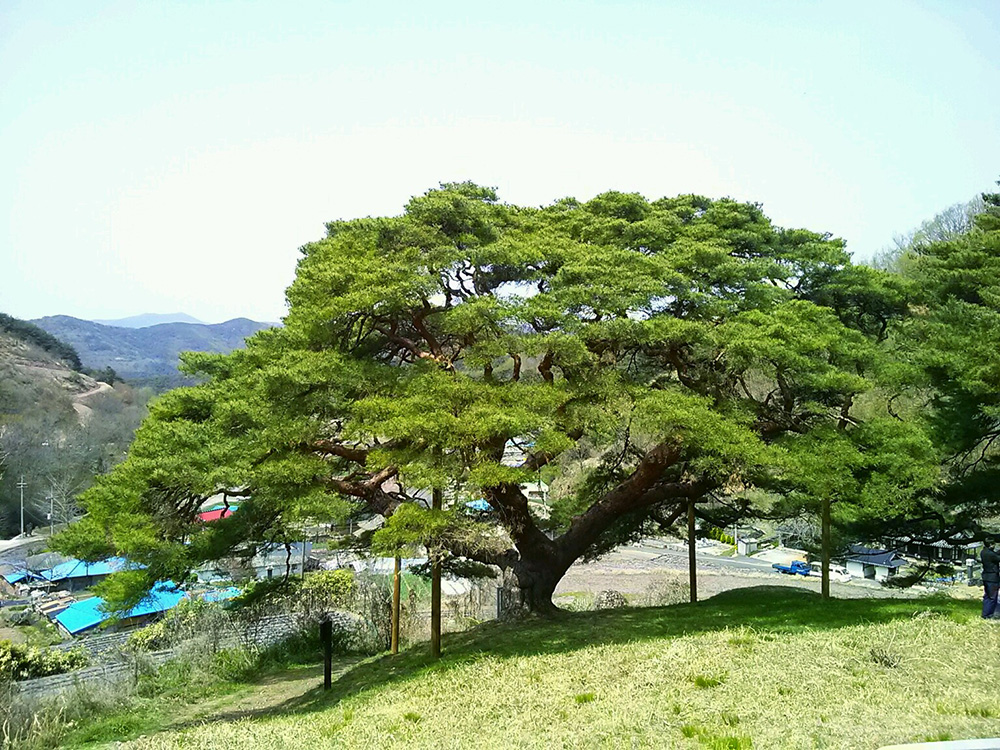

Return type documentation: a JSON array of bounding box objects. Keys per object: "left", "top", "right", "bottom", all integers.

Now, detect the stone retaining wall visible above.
[
  {"left": 15, "top": 650, "right": 175, "bottom": 700},
  {"left": 15, "top": 612, "right": 356, "bottom": 699}
]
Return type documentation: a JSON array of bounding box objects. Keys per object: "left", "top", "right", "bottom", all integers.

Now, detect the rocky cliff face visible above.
[{"left": 0, "top": 331, "right": 99, "bottom": 401}]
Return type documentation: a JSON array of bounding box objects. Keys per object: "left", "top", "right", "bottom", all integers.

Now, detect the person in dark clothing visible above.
[{"left": 981, "top": 538, "right": 1000, "bottom": 619}]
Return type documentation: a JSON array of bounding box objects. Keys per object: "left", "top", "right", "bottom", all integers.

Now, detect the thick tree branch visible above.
[
  {"left": 559, "top": 441, "right": 686, "bottom": 558},
  {"left": 324, "top": 465, "right": 399, "bottom": 503},
  {"left": 372, "top": 323, "right": 423, "bottom": 359},
  {"left": 411, "top": 305, "right": 444, "bottom": 359},
  {"left": 484, "top": 482, "right": 558, "bottom": 559},
  {"left": 312, "top": 439, "right": 370, "bottom": 465},
  {"left": 538, "top": 352, "right": 554, "bottom": 384},
  {"left": 446, "top": 538, "right": 519, "bottom": 570},
  {"left": 651, "top": 502, "right": 688, "bottom": 529}
]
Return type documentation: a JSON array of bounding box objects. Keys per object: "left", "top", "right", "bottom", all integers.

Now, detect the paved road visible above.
[
  {"left": 0, "top": 532, "right": 50, "bottom": 563},
  {"left": 619, "top": 540, "right": 773, "bottom": 571},
  {"left": 618, "top": 539, "right": 883, "bottom": 587}
]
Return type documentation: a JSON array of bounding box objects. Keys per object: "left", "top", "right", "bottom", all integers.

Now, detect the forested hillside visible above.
[
  {"left": 0, "top": 320, "right": 150, "bottom": 538},
  {"left": 31, "top": 316, "right": 275, "bottom": 389}
]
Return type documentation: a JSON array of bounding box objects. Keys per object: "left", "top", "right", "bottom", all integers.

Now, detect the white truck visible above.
[{"left": 809, "top": 561, "right": 851, "bottom": 583}]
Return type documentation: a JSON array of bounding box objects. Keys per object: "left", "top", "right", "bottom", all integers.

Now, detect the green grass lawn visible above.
[{"left": 84, "top": 587, "right": 1000, "bottom": 748}]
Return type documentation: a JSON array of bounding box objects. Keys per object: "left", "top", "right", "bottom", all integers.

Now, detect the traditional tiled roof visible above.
[{"left": 846, "top": 545, "right": 907, "bottom": 569}]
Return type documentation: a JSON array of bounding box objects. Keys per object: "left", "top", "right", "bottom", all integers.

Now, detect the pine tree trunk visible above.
[{"left": 513, "top": 562, "right": 565, "bottom": 616}]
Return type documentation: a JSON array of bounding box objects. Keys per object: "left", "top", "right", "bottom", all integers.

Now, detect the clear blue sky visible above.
[{"left": 2, "top": 0, "right": 998, "bottom": 324}]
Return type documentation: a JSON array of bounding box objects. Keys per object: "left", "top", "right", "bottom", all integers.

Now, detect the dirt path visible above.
[
  {"left": 160, "top": 658, "right": 363, "bottom": 731},
  {"left": 72, "top": 381, "right": 114, "bottom": 420},
  {"left": 74, "top": 381, "right": 114, "bottom": 400}
]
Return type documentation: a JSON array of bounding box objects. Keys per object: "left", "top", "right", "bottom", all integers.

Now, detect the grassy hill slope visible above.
[
  {"left": 108, "top": 588, "right": 996, "bottom": 750},
  {"left": 0, "top": 327, "right": 103, "bottom": 442},
  {"left": 0, "top": 322, "right": 150, "bottom": 538}
]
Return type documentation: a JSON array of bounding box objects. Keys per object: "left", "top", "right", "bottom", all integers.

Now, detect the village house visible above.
[
  {"left": 889, "top": 535, "right": 982, "bottom": 564},
  {"left": 52, "top": 582, "right": 238, "bottom": 637},
  {"left": 845, "top": 545, "right": 907, "bottom": 582}
]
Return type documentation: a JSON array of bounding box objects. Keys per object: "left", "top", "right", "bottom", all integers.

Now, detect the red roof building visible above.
[{"left": 197, "top": 507, "right": 236, "bottom": 522}]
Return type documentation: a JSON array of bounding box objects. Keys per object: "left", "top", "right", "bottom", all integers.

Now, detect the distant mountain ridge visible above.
[
  {"left": 31, "top": 315, "right": 276, "bottom": 389},
  {"left": 92, "top": 312, "right": 204, "bottom": 328}
]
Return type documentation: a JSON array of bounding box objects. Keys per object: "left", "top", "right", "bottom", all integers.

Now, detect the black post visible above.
[{"left": 321, "top": 619, "right": 332, "bottom": 690}]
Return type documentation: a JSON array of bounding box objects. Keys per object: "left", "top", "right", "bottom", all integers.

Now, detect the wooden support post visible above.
[
  {"left": 431, "top": 486, "right": 442, "bottom": 659},
  {"left": 821, "top": 496, "right": 831, "bottom": 601},
  {"left": 688, "top": 499, "right": 698, "bottom": 603},
  {"left": 391, "top": 554, "right": 401, "bottom": 654},
  {"left": 321, "top": 619, "right": 332, "bottom": 690}
]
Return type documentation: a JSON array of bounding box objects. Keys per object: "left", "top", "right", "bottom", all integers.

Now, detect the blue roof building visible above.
[
  {"left": 53, "top": 582, "right": 239, "bottom": 636},
  {"left": 33, "top": 556, "right": 143, "bottom": 592},
  {"left": 1, "top": 567, "right": 29, "bottom": 595},
  {"left": 2, "top": 570, "right": 28, "bottom": 585}
]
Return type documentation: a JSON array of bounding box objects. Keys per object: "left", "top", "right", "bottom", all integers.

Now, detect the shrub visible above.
[
  {"left": 706, "top": 526, "right": 735, "bottom": 545},
  {"left": 0, "top": 640, "right": 88, "bottom": 680},
  {"left": 296, "top": 569, "right": 357, "bottom": 628},
  {"left": 642, "top": 575, "right": 690, "bottom": 607},
  {"left": 593, "top": 590, "right": 627, "bottom": 609},
  {"left": 126, "top": 598, "right": 232, "bottom": 653},
  {"left": 352, "top": 574, "right": 394, "bottom": 653},
  {"left": 554, "top": 592, "right": 594, "bottom": 612}
]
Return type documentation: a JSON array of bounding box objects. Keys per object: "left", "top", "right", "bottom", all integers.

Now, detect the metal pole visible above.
[
  {"left": 49, "top": 494, "right": 54, "bottom": 535},
  {"left": 821, "top": 497, "right": 831, "bottom": 600},
  {"left": 301, "top": 532, "right": 307, "bottom": 579}
]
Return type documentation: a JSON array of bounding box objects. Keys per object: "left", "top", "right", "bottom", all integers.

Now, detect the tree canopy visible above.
[
  {"left": 884, "top": 183, "right": 1000, "bottom": 540},
  {"left": 57, "top": 182, "right": 932, "bottom": 611}
]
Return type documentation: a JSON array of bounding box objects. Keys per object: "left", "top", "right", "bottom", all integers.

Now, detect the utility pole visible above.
[
  {"left": 16, "top": 476, "right": 26, "bottom": 537},
  {"left": 301, "top": 526, "right": 308, "bottom": 579}
]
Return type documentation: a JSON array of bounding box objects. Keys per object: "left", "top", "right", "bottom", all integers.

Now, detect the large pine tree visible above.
[{"left": 57, "top": 183, "right": 926, "bottom": 611}]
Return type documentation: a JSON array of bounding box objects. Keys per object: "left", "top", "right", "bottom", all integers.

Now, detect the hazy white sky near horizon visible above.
[{"left": 2, "top": 1, "right": 999, "bottom": 324}]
